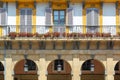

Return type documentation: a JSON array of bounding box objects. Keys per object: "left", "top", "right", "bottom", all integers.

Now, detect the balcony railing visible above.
[{"left": 0, "top": 25, "right": 119, "bottom": 40}]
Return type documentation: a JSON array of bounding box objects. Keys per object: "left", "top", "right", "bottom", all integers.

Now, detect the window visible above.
[
  {"left": 54, "top": 60, "right": 64, "bottom": 71},
  {"left": 82, "top": 60, "right": 91, "bottom": 70},
  {"left": 115, "top": 62, "right": 119, "bottom": 71},
  {"left": 20, "top": 8, "right": 32, "bottom": 33},
  {"left": 0, "top": 62, "right": 4, "bottom": 71},
  {"left": 26, "top": 60, "right": 36, "bottom": 71},
  {"left": 86, "top": 8, "right": 99, "bottom": 33},
  {"left": 53, "top": 10, "right": 65, "bottom": 25}
]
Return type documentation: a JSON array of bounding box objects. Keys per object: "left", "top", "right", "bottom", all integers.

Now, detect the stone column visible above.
[
  {"left": 4, "top": 56, "right": 13, "bottom": 80},
  {"left": 38, "top": 54, "right": 47, "bottom": 80},
  {"left": 72, "top": 54, "right": 80, "bottom": 80},
  {"left": 106, "top": 54, "right": 114, "bottom": 80}
]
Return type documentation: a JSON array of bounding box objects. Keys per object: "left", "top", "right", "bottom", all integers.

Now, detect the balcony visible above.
[
  {"left": 0, "top": 25, "right": 119, "bottom": 41},
  {"left": 0, "top": 25, "right": 119, "bottom": 51}
]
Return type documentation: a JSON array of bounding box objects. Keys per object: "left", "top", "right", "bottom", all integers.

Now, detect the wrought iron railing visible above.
[{"left": 0, "top": 25, "right": 119, "bottom": 39}]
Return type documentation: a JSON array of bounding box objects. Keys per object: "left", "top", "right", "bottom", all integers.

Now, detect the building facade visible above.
[{"left": 0, "top": 0, "right": 120, "bottom": 80}]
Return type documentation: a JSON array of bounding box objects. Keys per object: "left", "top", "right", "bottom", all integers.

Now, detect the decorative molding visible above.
[
  {"left": 16, "top": 1, "right": 18, "bottom": 9},
  {"left": 82, "top": 1, "right": 85, "bottom": 9},
  {"left": 100, "top": 1, "right": 103, "bottom": 9},
  {"left": 116, "top": 1, "right": 119, "bottom": 9},
  {"left": 67, "top": 0, "right": 70, "bottom": 8},
  {"left": 96, "top": 41, "right": 100, "bottom": 49},
  {"left": 49, "top": 0, "right": 52, "bottom": 8},
  {"left": 87, "top": 41, "right": 90, "bottom": 50},
  {"left": 34, "top": 0, "right": 36, "bottom": 9}
]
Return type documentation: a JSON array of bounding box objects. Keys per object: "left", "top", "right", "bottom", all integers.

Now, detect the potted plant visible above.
[
  {"left": 18, "top": 32, "right": 27, "bottom": 37},
  {"left": 44, "top": 32, "right": 52, "bottom": 38},
  {"left": 71, "top": 32, "right": 78, "bottom": 38},
  {"left": 102, "top": 33, "right": 111, "bottom": 37},
  {"left": 62, "top": 32, "right": 70, "bottom": 38},
  {"left": 9, "top": 32, "right": 17, "bottom": 39},
  {"left": 53, "top": 32, "right": 60, "bottom": 38},
  {"left": 95, "top": 32, "right": 101, "bottom": 37},
  {"left": 27, "top": 33, "right": 33, "bottom": 37},
  {"left": 33, "top": 32, "right": 39, "bottom": 37},
  {"left": 38, "top": 34, "right": 44, "bottom": 39},
  {"left": 86, "top": 32, "right": 93, "bottom": 38}
]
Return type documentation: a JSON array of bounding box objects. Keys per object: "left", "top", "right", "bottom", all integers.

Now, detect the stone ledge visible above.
[{"left": 0, "top": 50, "right": 119, "bottom": 55}]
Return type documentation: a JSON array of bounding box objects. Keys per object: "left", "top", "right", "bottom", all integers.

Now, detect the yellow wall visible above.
[
  {"left": 16, "top": 2, "right": 36, "bottom": 33},
  {"left": 116, "top": 5, "right": 120, "bottom": 33},
  {"left": 0, "top": 27, "right": 2, "bottom": 36}
]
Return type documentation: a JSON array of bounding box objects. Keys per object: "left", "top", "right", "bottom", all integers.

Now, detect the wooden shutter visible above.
[
  {"left": 67, "top": 8, "right": 73, "bottom": 26},
  {"left": 86, "top": 8, "right": 99, "bottom": 26},
  {"left": 86, "top": 9, "right": 92, "bottom": 26},
  {"left": 94, "top": 9, "right": 99, "bottom": 26},
  {"left": 20, "top": 9, "right": 25, "bottom": 32},
  {"left": 26, "top": 9, "right": 32, "bottom": 33},
  {"left": 45, "top": 8, "right": 52, "bottom": 25},
  {"left": 1, "top": 9, "right": 6, "bottom": 25},
  {"left": 20, "top": 9, "right": 32, "bottom": 33},
  {"left": 0, "top": 9, "right": 6, "bottom": 25},
  {"left": 86, "top": 8, "right": 99, "bottom": 33}
]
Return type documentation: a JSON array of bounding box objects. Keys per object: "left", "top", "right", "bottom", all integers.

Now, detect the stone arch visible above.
[
  {"left": 81, "top": 59, "right": 105, "bottom": 80},
  {"left": 0, "top": 62, "right": 4, "bottom": 73},
  {"left": 46, "top": 55, "right": 72, "bottom": 72},
  {"left": 47, "top": 59, "right": 72, "bottom": 74},
  {"left": 0, "top": 62, "right": 4, "bottom": 80},
  {"left": 47, "top": 59, "right": 72, "bottom": 80},
  {"left": 81, "top": 59, "right": 105, "bottom": 74},
  {"left": 14, "top": 59, "right": 38, "bottom": 75},
  {"left": 114, "top": 61, "right": 120, "bottom": 80}
]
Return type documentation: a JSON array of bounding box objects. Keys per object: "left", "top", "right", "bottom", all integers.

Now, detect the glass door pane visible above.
[{"left": 53, "top": 10, "right": 65, "bottom": 25}]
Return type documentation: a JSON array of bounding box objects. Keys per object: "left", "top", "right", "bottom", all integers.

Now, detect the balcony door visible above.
[
  {"left": 53, "top": 10, "right": 65, "bottom": 36},
  {"left": 20, "top": 8, "right": 32, "bottom": 33}
]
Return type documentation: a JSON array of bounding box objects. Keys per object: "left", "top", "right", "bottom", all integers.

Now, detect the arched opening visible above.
[
  {"left": 14, "top": 59, "right": 38, "bottom": 80},
  {"left": 0, "top": 62, "right": 4, "bottom": 80},
  {"left": 114, "top": 61, "right": 120, "bottom": 80},
  {"left": 81, "top": 59, "right": 105, "bottom": 80},
  {"left": 47, "top": 59, "right": 72, "bottom": 80}
]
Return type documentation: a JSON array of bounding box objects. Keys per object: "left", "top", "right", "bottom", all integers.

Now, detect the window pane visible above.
[
  {"left": 54, "top": 11, "right": 58, "bottom": 16},
  {"left": 54, "top": 16, "right": 59, "bottom": 20},
  {"left": 60, "top": 16, "right": 65, "bottom": 24},
  {"left": 54, "top": 60, "right": 64, "bottom": 71},
  {"left": 54, "top": 21, "right": 59, "bottom": 25},
  {"left": 53, "top": 10, "right": 65, "bottom": 25},
  {"left": 60, "top": 11, "right": 64, "bottom": 15}
]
